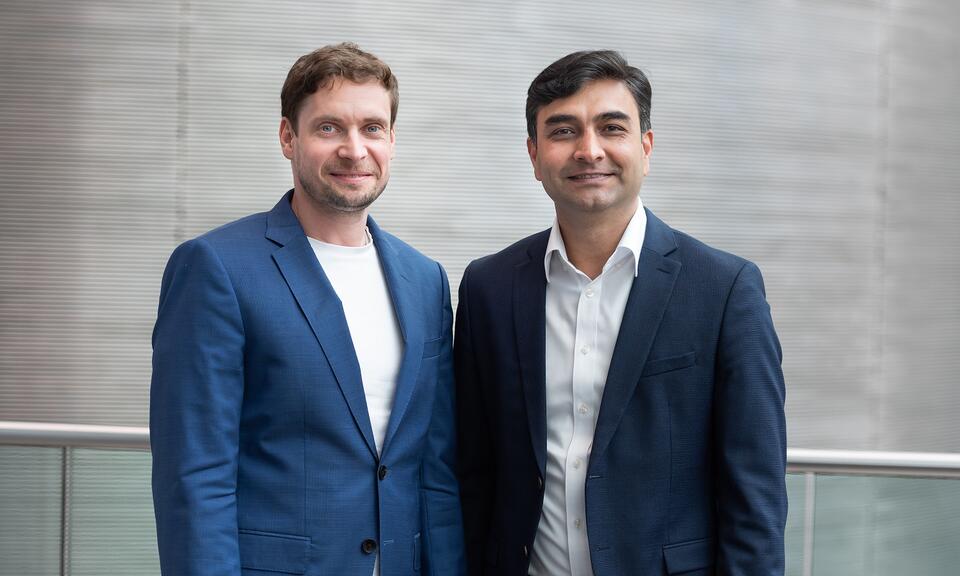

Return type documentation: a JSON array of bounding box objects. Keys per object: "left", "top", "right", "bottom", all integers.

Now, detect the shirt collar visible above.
[{"left": 544, "top": 199, "right": 646, "bottom": 283}]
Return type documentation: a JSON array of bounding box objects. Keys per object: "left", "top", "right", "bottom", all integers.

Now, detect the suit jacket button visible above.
[
  {"left": 537, "top": 476, "right": 543, "bottom": 490},
  {"left": 378, "top": 465, "right": 389, "bottom": 480},
  {"left": 522, "top": 545, "right": 528, "bottom": 558},
  {"left": 362, "top": 539, "right": 378, "bottom": 554}
]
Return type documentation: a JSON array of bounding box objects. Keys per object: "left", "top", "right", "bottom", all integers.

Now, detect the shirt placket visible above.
[{"left": 565, "top": 273, "right": 601, "bottom": 576}]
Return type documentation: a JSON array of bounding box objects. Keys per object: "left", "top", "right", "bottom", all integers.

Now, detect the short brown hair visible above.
[{"left": 281, "top": 42, "right": 399, "bottom": 133}]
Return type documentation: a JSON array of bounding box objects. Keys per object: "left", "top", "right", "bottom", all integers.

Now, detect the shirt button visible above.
[
  {"left": 578, "top": 403, "right": 589, "bottom": 415},
  {"left": 574, "top": 518, "right": 583, "bottom": 529},
  {"left": 361, "top": 539, "right": 377, "bottom": 554},
  {"left": 585, "top": 288, "right": 595, "bottom": 298},
  {"left": 580, "top": 345, "right": 590, "bottom": 355},
  {"left": 573, "top": 458, "right": 582, "bottom": 469}
]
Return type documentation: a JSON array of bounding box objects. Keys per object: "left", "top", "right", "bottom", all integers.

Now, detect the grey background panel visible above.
[
  {"left": 0, "top": 0, "right": 178, "bottom": 426},
  {"left": 0, "top": 0, "right": 958, "bottom": 453},
  {"left": 881, "top": 0, "right": 960, "bottom": 452}
]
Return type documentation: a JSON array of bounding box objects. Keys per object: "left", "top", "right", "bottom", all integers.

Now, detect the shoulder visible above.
[
  {"left": 647, "top": 210, "right": 754, "bottom": 281},
  {"left": 196, "top": 211, "right": 269, "bottom": 249},
  {"left": 374, "top": 227, "right": 448, "bottom": 287},
  {"left": 160, "top": 212, "right": 273, "bottom": 290},
  {"left": 464, "top": 229, "right": 551, "bottom": 280},
  {"left": 673, "top": 229, "right": 749, "bottom": 273},
  {"left": 650, "top": 214, "right": 768, "bottom": 304}
]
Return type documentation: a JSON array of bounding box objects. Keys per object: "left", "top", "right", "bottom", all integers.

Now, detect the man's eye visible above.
[
  {"left": 319, "top": 124, "right": 336, "bottom": 133},
  {"left": 551, "top": 127, "right": 574, "bottom": 137},
  {"left": 366, "top": 125, "right": 383, "bottom": 133},
  {"left": 603, "top": 124, "right": 626, "bottom": 132}
]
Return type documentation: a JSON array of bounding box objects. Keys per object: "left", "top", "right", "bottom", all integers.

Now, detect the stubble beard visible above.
[{"left": 298, "top": 167, "right": 387, "bottom": 214}]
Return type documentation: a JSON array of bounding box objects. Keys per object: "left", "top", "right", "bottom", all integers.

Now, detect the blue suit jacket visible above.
[
  {"left": 151, "top": 192, "right": 465, "bottom": 576},
  {"left": 455, "top": 209, "right": 787, "bottom": 575}
]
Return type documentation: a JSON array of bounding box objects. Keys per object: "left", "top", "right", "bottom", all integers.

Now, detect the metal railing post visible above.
[
  {"left": 59, "top": 446, "right": 72, "bottom": 576},
  {"left": 802, "top": 471, "right": 816, "bottom": 576}
]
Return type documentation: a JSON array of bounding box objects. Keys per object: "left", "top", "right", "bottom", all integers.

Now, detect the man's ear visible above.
[
  {"left": 641, "top": 129, "right": 654, "bottom": 176},
  {"left": 279, "top": 117, "right": 296, "bottom": 160},
  {"left": 527, "top": 137, "right": 542, "bottom": 182}
]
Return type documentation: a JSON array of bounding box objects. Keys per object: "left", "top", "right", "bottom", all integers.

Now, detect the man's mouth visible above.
[
  {"left": 330, "top": 172, "right": 374, "bottom": 181},
  {"left": 567, "top": 172, "right": 614, "bottom": 181}
]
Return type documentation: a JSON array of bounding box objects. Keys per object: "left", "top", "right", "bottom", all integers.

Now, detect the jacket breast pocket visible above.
[
  {"left": 662, "top": 537, "right": 714, "bottom": 574},
  {"left": 422, "top": 336, "right": 442, "bottom": 359},
  {"left": 239, "top": 529, "right": 309, "bottom": 574},
  {"left": 640, "top": 351, "right": 696, "bottom": 378}
]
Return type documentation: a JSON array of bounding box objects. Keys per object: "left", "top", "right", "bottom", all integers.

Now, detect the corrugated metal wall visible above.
[{"left": 1, "top": 0, "right": 958, "bottom": 453}]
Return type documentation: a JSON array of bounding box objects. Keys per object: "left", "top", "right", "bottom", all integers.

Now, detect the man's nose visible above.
[
  {"left": 573, "top": 130, "right": 605, "bottom": 162},
  {"left": 338, "top": 129, "right": 369, "bottom": 161}
]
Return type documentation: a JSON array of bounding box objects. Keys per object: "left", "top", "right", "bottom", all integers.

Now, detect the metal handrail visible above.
[
  {"left": 787, "top": 447, "right": 960, "bottom": 478},
  {"left": 0, "top": 420, "right": 149, "bottom": 450},
  {"left": 2, "top": 420, "right": 960, "bottom": 478}
]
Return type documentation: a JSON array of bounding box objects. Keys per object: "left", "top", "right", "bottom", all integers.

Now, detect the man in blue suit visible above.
[
  {"left": 151, "top": 43, "right": 464, "bottom": 576},
  {"left": 456, "top": 50, "right": 787, "bottom": 575}
]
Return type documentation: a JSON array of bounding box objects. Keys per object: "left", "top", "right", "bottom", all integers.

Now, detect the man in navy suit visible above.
[
  {"left": 151, "top": 43, "right": 465, "bottom": 576},
  {"left": 456, "top": 50, "right": 787, "bottom": 575}
]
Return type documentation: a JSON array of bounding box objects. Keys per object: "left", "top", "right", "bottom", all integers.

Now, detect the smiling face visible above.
[
  {"left": 280, "top": 78, "right": 395, "bottom": 214},
  {"left": 527, "top": 78, "right": 653, "bottom": 219}
]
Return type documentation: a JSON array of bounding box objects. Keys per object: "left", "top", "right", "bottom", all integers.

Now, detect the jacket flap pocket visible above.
[
  {"left": 239, "top": 529, "right": 309, "bottom": 574},
  {"left": 422, "top": 336, "right": 442, "bottom": 359},
  {"left": 662, "top": 537, "right": 714, "bottom": 574},
  {"left": 641, "top": 351, "right": 696, "bottom": 378}
]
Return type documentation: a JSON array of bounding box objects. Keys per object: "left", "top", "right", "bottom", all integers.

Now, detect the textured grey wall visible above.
[{"left": 1, "top": 0, "right": 958, "bottom": 455}]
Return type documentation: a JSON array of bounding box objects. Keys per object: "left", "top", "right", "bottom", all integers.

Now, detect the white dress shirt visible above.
[
  {"left": 308, "top": 230, "right": 403, "bottom": 576},
  {"left": 529, "top": 202, "right": 646, "bottom": 576}
]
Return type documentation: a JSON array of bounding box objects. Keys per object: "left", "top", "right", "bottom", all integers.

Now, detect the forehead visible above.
[
  {"left": 298, "top": 79, "right": 392, "bottom": 122},
  {"left": 537, "top": 79, "right": 639, "bottom": 123}
]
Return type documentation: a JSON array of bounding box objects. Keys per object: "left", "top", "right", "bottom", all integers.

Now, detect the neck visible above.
[
  {"left": 556, "top": 200, "right": 638, "bottom": 280},
  {"left": 291, "top": 188, "right": 370, "bottom": 247}
]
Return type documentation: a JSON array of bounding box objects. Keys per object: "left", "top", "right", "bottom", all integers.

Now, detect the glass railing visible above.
[
  {"left": 0, "top": 422, "right": 155, "bottom": 576},
  {"left": 2, "top": 421, "right": 959, "bottom": 575},
  {"left": 785, "top": 449, "right": 960, "bottom": 576}
]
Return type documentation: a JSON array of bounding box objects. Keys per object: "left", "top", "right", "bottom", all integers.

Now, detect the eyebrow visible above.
[
  {"left": 597, "top": 111, "right": 631, "bottom": 122},
  {"left": 362, "top": 116, "right": 390, "bottom": 126},
  {"left": 543, "top": 113, "right": 578, "bottom": 126},
  {"left": 308, "top": 115, "right": 341, "bottom": 126}
]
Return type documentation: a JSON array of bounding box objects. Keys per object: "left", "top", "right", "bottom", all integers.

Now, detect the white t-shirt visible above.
[{"left": 308, "top": 233, "right": 404, "bottom": 456}]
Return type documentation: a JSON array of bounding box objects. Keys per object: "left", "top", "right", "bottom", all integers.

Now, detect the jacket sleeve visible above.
[
  {"left": 454, "top": 263, "right": 495, "bottom": 576},
  {"left": 714, "top": 261, "right": 788, "bottom": 575},
  {"left": 150, "top": 237, "right": 245, "bottom": 576},
  {"left": 421, "top": 262, "right": 468, "bottom": 575}
]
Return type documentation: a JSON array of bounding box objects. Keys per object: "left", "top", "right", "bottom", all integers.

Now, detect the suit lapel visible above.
[
  {"left": 373, "top": 219, "right": 425, "bottom": 456},
  {"left": 591, "top": 210, "right": 681, "bottom": 462},
  {"left": 514, "top": 231, "right": 550, "bottom": 478},
  {"left": 266, "top": 192, "right": 378, "bottom": 459}
]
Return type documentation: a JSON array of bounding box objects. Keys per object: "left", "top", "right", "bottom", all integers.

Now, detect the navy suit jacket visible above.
[
  {"left": 455, "top": 209, "right": 787, "bottom": 575},
  {"left": 151, "top": 192, "right": 465, "bottom": 576}
]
